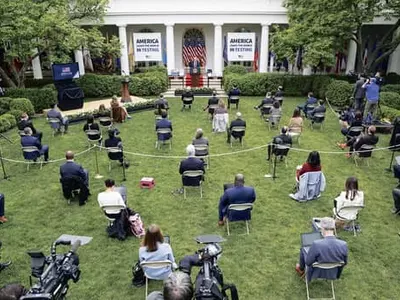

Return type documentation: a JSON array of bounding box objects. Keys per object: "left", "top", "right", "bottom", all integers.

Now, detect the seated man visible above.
[
  {"left": 105, "top": 128, "right": 125, "bottom": 166},
  {"left": 307, "top": 99, "right": 326, "bottom": 121},
  {"left": 21, "top": 127, "right": 49, "bottom": 162},
  {"left": 156, "top": 111, "right": 173, "bottom": 142},
  {"left": 47, "top": 103, "right": 69, "bottom": 132},
  {"left": 204, "top": 91, "right": 219, "bottom": 117},
  {"left": 218, "top": 174, "right": 256, "bottom": 226},
  {"left": 154, "top": 94, "right": 169, "bottom": 115},
  {"left": 97, "top": 179, "right": 126, "bottom": 219},
  {"left": 0, "top": 194, "right": 7, "bottom": 224},
  {"left": 60, "top": 151, "right": 89, "bottom": 189},
  {"left": 0, "top": 241, "right": 12, "bottom": 272},
  {"left": 179, "top": 145, "right": 205, "bottom": 186},
  {"left": 338, "top": 125, "right": 379, "bottom": 157},
  {"left": 228, "top": 85, "right": 241, "bottom": 109},
  {"left": 391, "top": 187, "right": 400, "bottom": 215},
  {"left": 227, "top": 112, "right": 246, "bottom": 143},
  {"left": 18, "top": 113, "right": 42, "bottom": 141},
  {"left": 147, "top": 271, "right": 194, "bottom": 300},
  {"left": 295, "top": 217, "right": 348, "bottom": 280},
  {"left": 192, "top": 128, "right": 209, "bottom": 157},
  {"left": 341, "top": 111, "right": 363, "bottom": 137},
  {"left": 254, "top": 92, "right": 274, "bottom": 110},
  {"left": 297, "top": 92, "right": 317, "bottom": 116},
  {"left": 267, "top": 126, "right": 292, "bottom": 161},
  {"left": 83, "top": 114, "right": 101, "bottom": 139},
  {"left": 274, "top": 86, "right": 284, "bottom": 105},
  {"left": 181, "top": 88, "right": 194, "bottom": 110}
]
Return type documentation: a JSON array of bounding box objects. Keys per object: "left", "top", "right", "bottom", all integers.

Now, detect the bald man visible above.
[
  {"left": 218, "top": 174, "right": 256, "bottom": 226},
  {"left": 60, "top": 151, "right": 89, "bottom": 188}
]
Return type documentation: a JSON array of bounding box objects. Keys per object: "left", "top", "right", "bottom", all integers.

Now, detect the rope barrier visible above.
[{"left": 0, "top": 146, "right": 96, "bottom": 164}]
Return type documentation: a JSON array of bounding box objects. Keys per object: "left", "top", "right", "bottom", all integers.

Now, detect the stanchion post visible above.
[
  {"left": 0, "top": 148, "right": 10, "bottom": 181},
  {"left": 94, "top": 145, "right": 103, "bottom": 179}
]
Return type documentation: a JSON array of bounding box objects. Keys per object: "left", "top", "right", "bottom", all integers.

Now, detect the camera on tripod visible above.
[
  {"left": 193, "top": 235, "right": 238, "bottom": 300},
  {"left": 20, "top": 239, "right": 81, "bottom": 300}
]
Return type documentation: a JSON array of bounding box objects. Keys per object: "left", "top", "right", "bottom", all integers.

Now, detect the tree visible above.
[
  {"left": 0, "top": 0, "right": 120, "bottom": 87},
  {"left": 271, "top": 0, "right": 400, "bottom": 74}
]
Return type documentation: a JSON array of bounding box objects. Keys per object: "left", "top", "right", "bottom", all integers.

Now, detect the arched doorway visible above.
[{"left": 182, "top": 28, "right": 207, "bottom": 67}]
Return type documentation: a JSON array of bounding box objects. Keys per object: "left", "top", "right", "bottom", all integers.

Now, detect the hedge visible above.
[
  {"left": 0, "top": 97, "right": 12, "bottom": 115},
  {"left": 0, "top": 113, "right": 17, "bottom": 133},
  {"left": 381, "top": 84, "right": 400, "bottom": 95},
  {"left": 325, "top": 80, "right": 353, "bottom": 108},
  {"left": 5, "top": 88, "right": 56, "bottom": 113},
  {"left": 379, "top": 105, "right": 400, "bottom": 122},
  {"left": 380, "top": 92, "right": 400, "bottom": 110},
  {"left": 9, "top": 98, "right": 35, "bottom": 116},
  {"left": 223, "top": 65, "right": 248, "bottom": 75}
]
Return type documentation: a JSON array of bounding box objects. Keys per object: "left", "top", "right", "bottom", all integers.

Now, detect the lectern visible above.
[
  {"left": 121, "top": 76, "right": 132, "bottom": 103},
  {"left": 190, "top": 66, "right": 201, "bottom": 87}
]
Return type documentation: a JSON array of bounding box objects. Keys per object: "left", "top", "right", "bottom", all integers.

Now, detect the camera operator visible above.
[
  {"left": 353, "top": 74, "right": 366, "bottom": 111},
  {"left": 147, "top": 271, "right": 194, "bottom": 300}
]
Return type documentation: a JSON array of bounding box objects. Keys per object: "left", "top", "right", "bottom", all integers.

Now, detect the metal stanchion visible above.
[{"left": 94, "top": 145, "right": 103, "bottom": 179}]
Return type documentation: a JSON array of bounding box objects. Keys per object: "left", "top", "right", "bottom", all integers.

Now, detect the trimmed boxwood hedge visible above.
[
  {"left": 5, "top": 88, "right": 56, "bottom": 113},
  {"left": 325, "top": 80, "right": 353, "bottom": 108},
  {"left": 380, "top": 92, "right": 400, "bottom": 110},
  {"left": 0, "top": 113, "right": 18, "bottom": 133},
  {"left": 381, "top": 84, "right": 400, "bottom": 94},
  {"left": 9, "top": 98, "right": 35, "bottom": 116}
]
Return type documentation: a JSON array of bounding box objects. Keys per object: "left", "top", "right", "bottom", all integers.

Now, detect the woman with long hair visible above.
[
  {"left": 213, "top": 99, "right": 229, "bottom": 132},
  {"left": 296, "top": 151, "right": 321, "bottom": 180},
  {"left": 139, "top": 224, "right": 175, "bottom": 280},
  {"left": 288, "top": 108, "right": 303, "bottom": 134}
]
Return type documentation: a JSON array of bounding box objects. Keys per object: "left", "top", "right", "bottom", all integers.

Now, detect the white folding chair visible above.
[
  {"left": 155, "top": 128, "right": 172, "bottom": 150},
  {"left": 305, "top": 262, "right": 345, "bottom": 300},
  {"left": 21, "top": 146, "right": 43, "bottom": 171},
  {"left": 100, "top": 204, "right": 126, "bottom": 226},
  {"left": 353, "top": 144, "right": 374, "bottom": 167},
  {"left": 182, "top": 170, "right": 204, "bottom": 199},
  {"left": 228, "top": 95, "right": 240, "bottom": 110},
  {"left": 47, "top": 118, "right": 64, "bottom": 137},
  {"left": 226, "top": 203, "right": 254, "bottom": 236},
  {"left": 289, "top": 127, "right": 302, "bottom": 145},
  {"left": 99, "top": 117, "right": 113, "bottom": 133},
  {"left": 194, "top": 144, "right": 210, "bottom": 169},
  {"left": 140, "top": 260, "right": 173, "bottom": 300},
  {"left": 106, "top": 147, "right": 123, "bottom": 171},
  {"left": 333, "top": 205, "right": 364, "bottom": 236},
  {"left": 85, "top": 129, "right": 102, "bottom": 149},
  {"left": 310, "top": 113, "right": 326, "bottom": 130},
  {"left": 230, "top": 126, "right": 246, "bottom": 148},
  {"left": 260, "top": 104, "right": 273, "bottom": 120},
  {"left": 268, "top": 114, "right": 281, "bottom": 131}
]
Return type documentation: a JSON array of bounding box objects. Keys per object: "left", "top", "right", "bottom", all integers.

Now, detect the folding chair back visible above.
[
  {"left": 86, "top": 129, "right": 102, "bottom": 141},
  {"left": 357, "top": 144, "right": 374, "bottom": 158},
  {"left": 21, "top": 146, "right": 42, "bottom": 170},
  {"left": 227, "top": 203, "right": 254, "bottom": 235},
  {"left": 305, "top": 104, "right": 317, "bottom": 115},
  {"left": 101, "top": 204, "right": 126, "bottom": 224},
  {"left": 230, "top": 126, "right": 246, "bottom": 147},
  {"left": 140, "top": 260, "right": 173, "bottom": 300},
  {"left": 47, "top": 118, "right": 61, "bottom": 129},
  {"left": 182, "top": 96, "right": 194, "bottom": 105},
  {"left": 261, "top": 104, "right": 273, "bottom": 116},
  {"left": 229, "top": 95, "right": 240, "bottom": 109},
  {"left": 346, "top": 126, "right": 363, "bottom": 139},
  {"left": 273, "top": 144, "right": 291, "bottom": 157},
  {"left": 193, "top": 144, "right": 210, "bottom": 168},
  {"left": 313, "top": 113, "right": 325, "bottom": 123},
  {"left": 106, "top": 147, "right": 123, "bottom": 171},
  {"left": 99, "top": 117, "right": 112, "bottom": 127},
  {"left": 182, "top": 170, "right": 204, "bottom": 199},
  {"left": 335, "top": 205, "right": 364, "bottom": 236},
  {"left": 18, "top": 130, "right": 26, "bottom": 137}
]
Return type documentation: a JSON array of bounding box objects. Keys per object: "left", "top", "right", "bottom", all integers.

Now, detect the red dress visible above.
[{"left": 296, "top": 163, "right": 322, "bottom": 180}]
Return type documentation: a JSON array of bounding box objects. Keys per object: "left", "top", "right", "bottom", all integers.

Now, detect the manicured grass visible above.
[{"left": 0, "top": 97, "right": 398, "bottom": 300}]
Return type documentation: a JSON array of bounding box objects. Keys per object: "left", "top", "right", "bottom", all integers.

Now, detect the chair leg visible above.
[
  {"left": 109, "top": 161, "right": 111, "bottom": 172},
  {"left": 305, "top": 275, "right": 311, "bottom": 300},
  {"left": 145, "top": 277, "right": 148, "bottom": 300},
  {"left": 331, "top": 280, "right": 336, "bottom": 300},
  {"left": 227, "top": 219, "right": 230, "bottom": 236},
  {"left": 246, "top": 220, "right": 249, "bottom": 235},
  {"left": 353, "top": 220, "right": 357, "bottom": 237},
  {"left": 27, "top": 163, "right": 29, "bottom": 171},
  {"left": 200, "top": 185, "right": 203, "bottom": 198},
  {"left": 183, "top": 187, "right": 186, "bottom": 200}
]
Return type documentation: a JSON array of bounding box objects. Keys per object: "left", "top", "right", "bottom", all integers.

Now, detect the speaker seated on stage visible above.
[
  {"left": 83, "top": 114, "right": 102, "bottom": 145},
  {"left": 228, "top": 85, "right": 241, "bottom": 109},
  {"left": 181, "top": 87, "right": 194, "bottom": 110},
  {"left": 267, "top": 126, "right": 292, "bottom": 161},
  {"left": 204, "top": 91, "right": 219, "bottom": 117},
  {"left": 156, "top": 111, "right": 173, "bottom": 141},
  {"left": 154, "top": 94, "right": 169, "bottom": 116},
  {"left": 105, "top": 128, "right": 125, "bottom": 166},
  {"left": 110, "top": 95, "right": 130, "bottom": 122},
  {"left": 47, "top": 103, "right": 69, "bottom": 132},
  {"left": 60, "top": 150, "right": 90, "bottom": 190},
  {"left": 21, "top": 127, "right": 49, "bottom": 162},
  {"left": 18, "top": 112, "right": 42, "bottom": 141},
  {"left": 227, "top": 112, "right": 246, "bottom": 143}
]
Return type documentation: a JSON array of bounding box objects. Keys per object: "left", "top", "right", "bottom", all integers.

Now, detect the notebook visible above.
[{"left": 301, "top": 232, "right": 322, "bottom": 248}]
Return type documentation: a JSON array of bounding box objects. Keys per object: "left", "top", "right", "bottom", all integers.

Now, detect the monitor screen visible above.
[{"left": 52, "top": 63, "right": 80, "bottom": 81}]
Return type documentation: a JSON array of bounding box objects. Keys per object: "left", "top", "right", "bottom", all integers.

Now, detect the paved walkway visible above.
[{"left": 44, "top": 96, "right": 150, "bottom": 116}]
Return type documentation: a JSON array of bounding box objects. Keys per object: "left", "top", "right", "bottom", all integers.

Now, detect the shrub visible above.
[
  {"left": 76, "top": 74, "right": 121, "bottom": 98},
  {"left": 0, "top": 97, "right": 12, "bottom": 115},
  {"left": 144, "top": 65, "right": 167, "bottom": 73},
  {"left": 1, "top": 113, "right": 16, "bottom": 128},
  {"left": 380, "top": 92, "right": 400, "bottom": 110},
  {"left": 223, "top": 65, "right": 248, "bottom": 75},
  {"left": 5, "top": 88, "right": 56, "bottom": 112},
  {"left": 9, "top": 98, "right": 35, "bottom": 116},
  {"left": 379, "top": 105, "right": 400, "bottom": 122},
  {"left": 24, "top": 78, "right": 55, "bottom": 88},
  {"left": 325, "top": 80, "right": 353, "bottom": 108},
  {"left": 8, "top": 109, "right": 23, "bottom": 121},
  {"left": 282, "top": 75, "right": 314, "bottom": 96},
  {"left": 385, "top": 73, "right": 400, "bottom": 85},
  {"left": 0, "top": 115, "right": 13, "bottom": 133},
  {"left": 312, "top": 75, "right": 334, "bottom": 99},
  {"left": 381, "top": 84, "right": 400, "bottom": 95}
]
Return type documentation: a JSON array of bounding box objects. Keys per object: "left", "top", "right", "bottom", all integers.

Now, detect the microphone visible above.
[{"left": 70, "top": 240, "right": 81, "bottom": 254}]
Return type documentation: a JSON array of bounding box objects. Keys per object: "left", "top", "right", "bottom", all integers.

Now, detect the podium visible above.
[
  {"left": 120, "top": 77, "right": 132, "bottom": 103},
  {"left": 190, "top": 66, "right": 201, "bottom": 87}
]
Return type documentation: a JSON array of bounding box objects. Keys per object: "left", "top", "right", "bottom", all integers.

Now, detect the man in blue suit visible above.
[
  {"left": 179, "top": 145, "right": 205, "bottom": 186},
  {"left": 228, "top": 85, "right": 241, "bottom": 109},
  {"left": 296, "top": 217, "right": 348, "bottom": 281},
  {"left": 156, "top": 111, "right": 172, "bottom": 141},
  {"left": 218, "top": 174, "right": 256, "bottom": 226},
  {"left": 47, "top": 103, "right": 69, "bottom": 132},
  {"left": 21, "top": 127, "right": 49, "bottom": 162},
  {"left": 297, "top": 92, "right": 318, "bottom": 116},
  {"left": 60, "top": 151, "right": 89, "bottom": 188}
]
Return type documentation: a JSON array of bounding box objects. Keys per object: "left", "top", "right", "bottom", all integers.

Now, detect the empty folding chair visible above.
[{"left": 226, "top": 203, "right": 254, "bottom": 236}]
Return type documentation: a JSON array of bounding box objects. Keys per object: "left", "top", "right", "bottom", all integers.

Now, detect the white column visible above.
[
  {"left": 388, "top": 29, "right": 400, "bottom": 74},
  {"left": 213, "top": 23, "right": 223, "bottom": 76},
  {"left": 165, "top": 23, "right": 175, "bottom": 75},
  {"left": 31, "top": 49, "right": 43, "bottom": 79},
  {"left": 302, "top": 66, "right": 312, "bottom": 76},
  {"left": 74, "top": 49, "right": 85, "bottom": 76},
  {"left": 346, "top": 39, "right": 357, "bottom": 74},
  {"left": 269, "top": 53, "right": 275, "bottom": 73},
  {"left": 117, "top": 24, "right": 130, "bottom": 75},
  {"left": 259, "top": 23, "right": 270, "bottom": 73}
]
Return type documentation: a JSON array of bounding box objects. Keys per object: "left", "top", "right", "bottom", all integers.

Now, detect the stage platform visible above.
[{"left": 43, "top": 96, "right": 150, "bottom": 116}]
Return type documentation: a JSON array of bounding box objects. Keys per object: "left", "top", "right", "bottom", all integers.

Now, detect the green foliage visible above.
[
  {"left": 6, "top": 88, "right": 56, "bottom": 113},
  {"left": 0, "top": 97, "right": 12, "bottom": 115},
  {"left": 380, "top": 92, "right": 400, "bottom": 110},
  {"left": 325, "top": 80, "right": 353, "bottom": 108},
  {"left": 24, "top": 78, "right": 55, "bottom": 88},
  {"left": 0, "top": 113, "right": 17, "bottom": 128},
  {"left": 143, "top": 65, "right": 168, "bottom": 73},
  {"left": 8, "top": 109, "right": 23, "bottom": 121},
  {"left": 223, "top": 65, "right": 248, "bottom": 75},
  {"left": 379, "top": 105, "right": 400, "bottom": 122},
  {"left": 312, "top": 76, "right": 334, "bottom": 99},
  {"left": 381, "top": 85, "right": 400, "bottom": 95},
  {"left": 0, "top": 115, "right": 12, "bottom": 133},
  {"left": 282, "top": 75, "right": 314, "bottom": 96},
  {"left": 9, "top": 98, "right": 35, "bottom": 116},
  {"left": 175, "top": 87, "right": 216, "bottom": 95},
  {"left": 385, "top": 73, "right": 400, "bottom": 85}
]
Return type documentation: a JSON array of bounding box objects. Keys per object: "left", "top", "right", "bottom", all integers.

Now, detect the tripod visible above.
[{"left": 0, "top": 133, "right": 12, "bottom": 180}]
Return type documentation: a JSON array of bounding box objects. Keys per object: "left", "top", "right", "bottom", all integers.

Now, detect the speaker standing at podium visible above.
[{"left": 189, "top": 56, "right": 201, "bottom": 87}]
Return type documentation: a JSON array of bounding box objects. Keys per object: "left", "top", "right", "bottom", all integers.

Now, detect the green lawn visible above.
[{"left": 0, "top": 97, "right": 398, "bottom": 300}]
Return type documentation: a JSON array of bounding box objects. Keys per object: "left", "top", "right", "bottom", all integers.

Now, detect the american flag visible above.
[{"left": 182, "top": 38, "right": 207, "bottom": 66}]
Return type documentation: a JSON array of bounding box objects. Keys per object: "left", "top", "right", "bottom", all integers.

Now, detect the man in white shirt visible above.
[{"left": 97, "top": 179, "right": 126, "bottom": 218}]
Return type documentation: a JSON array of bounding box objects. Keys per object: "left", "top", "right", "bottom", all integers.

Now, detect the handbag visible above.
[{"left": 132, "top": 261, "right": 145, "bottom": 287}]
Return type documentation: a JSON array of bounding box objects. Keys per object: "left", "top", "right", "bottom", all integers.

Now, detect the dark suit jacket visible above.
[
  {"left": 273, "top": 134, "right": 292, "bottom": 146},
  {"left": 18, "top": 119, "right": 37, "bottom": 134},
  {"left": 229, "top": 88, "right": 241, "bottom": 97},
  {"left": 156, "top": 119, "right": 172, "bottom": 141},
  {"left": 21, "top": 135, "right": 42, "bottom": 150},
  {"left": 219, "top": 186, "right": 256, "bottom": 221},
  {"left": 154, "top": 98, "right": 169, "bottom": 110},
  {"left": 230, "top": 119, "right": 246, "bottom": 138},
  {"left": 105, "top": 136, "right": 123, "bottom": 160},
  {"left": 309, "top": 105, "right": 326, "bottom": 117},
  {"left": 354, "top": 134, "right": 379, "bottom": 151},
  {"left": 257, "top": 97, "right": 274, "bottom": 109},
  {"left": 47, "top": 109, "right": 63, "bottom": 121},
  {"left": 60, "top": 161, "right": 87, "bottom": 182},
  {"left": 179, "top": 157, "right": 205, "bottom": 186},
  {"left": 354, "top": 79, "right": 366, "bottom": 99}
]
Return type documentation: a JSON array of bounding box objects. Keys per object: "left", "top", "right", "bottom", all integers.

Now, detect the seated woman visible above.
[
  {"left": 110, "top": 95, "right": 130, "bottom": 123},
  {"left": 333, "top": 177, "right": 364, "bottom": 228},
  {"left": 192, "top": 128, "right": 209, "bottom": 157},
  {"left": 98, "top": 104, "right": 111, "bottom": 117},
  {"left": 267, "top": 101, "right": 282, "bottom": 125},
  {"left": 341, "top": 110, "right": 363, "bottom": 137},
  {"left": 139, "top": 224, "right": 176, "bottom": 280},
  {"left": 83, "top": 114, "right": 102, "bottom": 143},
  {"left": 296, "top": 151, "right": 321, "bottom": 180},
  {"left": 288, "top": 108, "right": 303, "bottom": 136},
  {"left": 212, "top": 99, "right": 229, "bottom": 133}
]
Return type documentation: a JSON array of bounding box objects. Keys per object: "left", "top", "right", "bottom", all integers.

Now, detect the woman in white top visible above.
[{"left": 333, "top": 177, "right": 364, "bottom": 228}]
